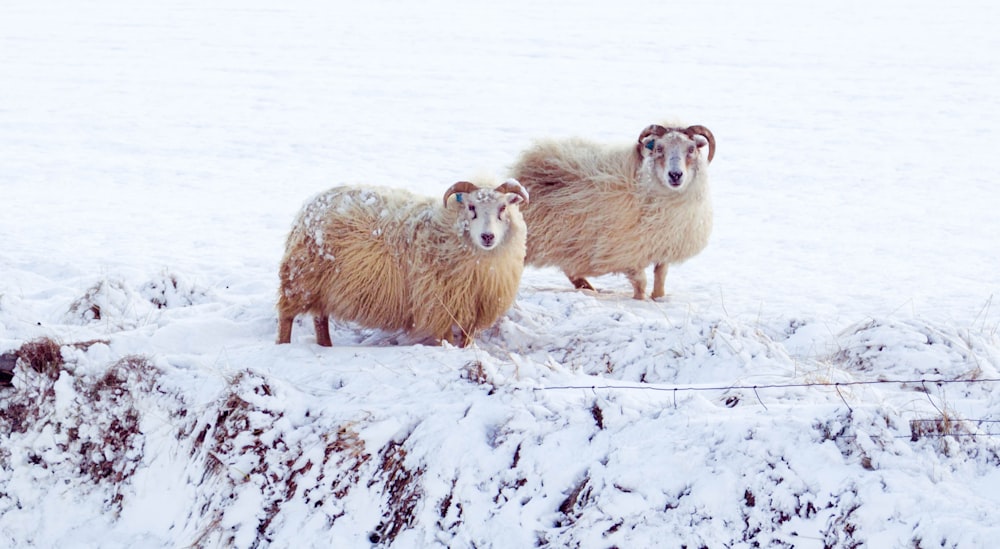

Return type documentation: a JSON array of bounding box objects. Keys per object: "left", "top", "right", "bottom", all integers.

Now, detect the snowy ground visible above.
[{"left": 2, "top": 0, "right": 1000, "bottom": 547}]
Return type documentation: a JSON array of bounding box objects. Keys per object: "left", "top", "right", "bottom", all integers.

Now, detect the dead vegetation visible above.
[
  {"left": 139, "top": 271, "right": 211, "bottom": 309},
  {"left": 312, "top": 426, "right": 372, "bottom": 519},
  {"left": 556, "top": 474, "right": 593, "bottom": 528},
  {"left": 4, "top": 316, "right": 999, "bottom": 546},
  {"left": 368, "top": 439, "right": 424, "bottom": 545},
  {"left": 186, "top": 371, "right": 288, "bottom": 548},
  {"left": 68, "top": 274, "right": 210, "bottom": 328},
  {"left": 910, "top": 416, "right": 969, "bottom": 442},
  {"left": 71, "top": 355, "right": 158, "bottom": 509},
  {"left": 12, "top": 337, "right": 64, "bottom": 380},
  {"left": 67, "top": 279, "right": 130, "bottom": 323},
  {"left": 0, "top": 338, "right": 66, "bottom": 436},
  {"left": 184, "top": 370, "right": 429, "bottom": 547},
  {"left": 0, "top": 338, "right": 157, "bottom": 514}
]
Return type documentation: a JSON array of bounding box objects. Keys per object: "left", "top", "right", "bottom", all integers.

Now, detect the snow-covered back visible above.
[{"left": 2, "top": 0, "right": 999, "bottom": 547}]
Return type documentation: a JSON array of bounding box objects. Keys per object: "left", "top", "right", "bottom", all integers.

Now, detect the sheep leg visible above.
[
  {"left": 441, "top": 328, "right": 458, "bottom": 347},
  {"left": 569, "top": 276, "right": 596, "bottom": 291},
  {"left": 626, "top": 268, "right": 647, "bottom": 300},
  {"left": 443, "top": 325, "right": 477, "bottom": 348},
  {"left": 277, "top": 316, "right": 293, "bottom": 344},
  {"left": 313, "top": 315, "right": 333, "bottom": 347},
  {"left": 459, "top": 329, "right": 477, "bottom": 348},
  {"left": 651, "top": 263, "right": 668, "bottom": 300}
]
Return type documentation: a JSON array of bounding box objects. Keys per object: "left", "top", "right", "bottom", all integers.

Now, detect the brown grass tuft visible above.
[
  {"left": 0, "top": 338, "right": 65, "bottom": 436},
  {"left": 461, "top": 360, "right": 495, "bottom": 392},
  {"left": 368, "top": 440, "right": 424, "bottom": 545},
  {"left": 17, "top": 337, "right": 64, "bottom": 380},
  {"left": 74, "top": 355, "right": 158, "bottom": 511},
  {"left": 557, "top": 475, "right": 593, "bottom": 526},
  {"left": 1, "top": 349, "right": 159, "bottom": 514},
  {"left": 910, "top": 416, "right": 970, "bottom": 442}
]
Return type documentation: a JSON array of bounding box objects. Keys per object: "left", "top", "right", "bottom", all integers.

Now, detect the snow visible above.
[{"left": 2, "top": 0, "right": 1000, "bottom": 547}]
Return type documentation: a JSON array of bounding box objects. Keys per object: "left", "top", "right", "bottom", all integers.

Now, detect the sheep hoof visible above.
[{"left": 570, "top": 277, "right": 596, "bottom": 291}]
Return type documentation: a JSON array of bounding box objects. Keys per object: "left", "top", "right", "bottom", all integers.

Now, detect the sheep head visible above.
[
  {"left": 443, "top": 179, "right": 528, "bottom": 251},
  {"left": 636, "top": 124, "right": 715, "bottom": 191}
]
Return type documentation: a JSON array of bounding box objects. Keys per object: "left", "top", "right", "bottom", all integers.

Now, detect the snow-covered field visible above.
[{"left": 2, "top": 0, "right": 1000, "bottom": 547}]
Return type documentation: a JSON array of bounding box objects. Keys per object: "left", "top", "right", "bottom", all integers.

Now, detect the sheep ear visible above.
[
  {"left": 693, "top": 135, "right": 709, "bottom": 149},
  {"left": 638, "top": 137, "right": 657, "bottom": 158},
  {"left": 494, "top": 179, "right": 529, "bottom": 207}
]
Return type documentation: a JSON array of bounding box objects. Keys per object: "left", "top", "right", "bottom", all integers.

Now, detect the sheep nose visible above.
[
  {"left": 480, "top": 233, "right": 495, "bottom": 247},
  {"left": 668, "top": 171, "right": 683, "bottom": 184}
]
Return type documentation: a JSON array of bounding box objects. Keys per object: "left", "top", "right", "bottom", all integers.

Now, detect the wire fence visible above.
[
  {"left": 532, "top": 376, "right": 1000, "bottom": 394},
  {"left": 532, "top": 377, "right": 1000, "bottom": 440}
]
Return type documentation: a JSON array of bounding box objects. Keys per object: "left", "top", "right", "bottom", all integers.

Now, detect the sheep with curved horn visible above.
[
  {"left": 511, "top": 121, "right": 715, "bottom": 300},
  {"left": 277, "top": 178, "right": 529, "bottom": 347}
]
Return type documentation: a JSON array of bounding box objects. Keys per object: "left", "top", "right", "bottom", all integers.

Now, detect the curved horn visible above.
[
  {"left": 442, "top": 181, "right": 480, "bottom": 207},
  {"left": 684, "top": 125, "right": 716, "bottom": 163},
  {"left": 636, "top": 124, "right": 669, "bottom": 156},
  {"left": 494, "top": 178, "right": 530, "bottom": 206},
  {"left": 638, "top": 124, "right": 669, "bottom": 143}
]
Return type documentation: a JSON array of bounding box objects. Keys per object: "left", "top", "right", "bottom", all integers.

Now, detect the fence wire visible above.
[{"left": 532, "top": 377, "right": 1000, "bottom": 440}]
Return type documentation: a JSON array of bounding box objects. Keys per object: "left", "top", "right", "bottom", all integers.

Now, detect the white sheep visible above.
[
  {"left": 510, "top": 123, "right": 715, "bottom": 300},
  {"left": 276, "top": 178, "right": 529, "bottom": 347}
]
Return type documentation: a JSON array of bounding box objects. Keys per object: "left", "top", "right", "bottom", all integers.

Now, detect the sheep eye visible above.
[
  {"left": 498, "top": 204, "right": 506, "bottom": 218},
  {"left": 655, "top": 145, "right": 664, "bottom": 154},
  {"left": 468, "top": 204, "right": 477, "bottom": 218},
  {"left": 688, "top": 146, "right": 695, "bottom": 154}
]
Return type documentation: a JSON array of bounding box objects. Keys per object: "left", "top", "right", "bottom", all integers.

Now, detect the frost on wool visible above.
[
  {"left": 510, "top": 122, "right": 715, "bottom": 300},
  {"left": 275, "top": 179, "right": 529, "bottom": 348}
]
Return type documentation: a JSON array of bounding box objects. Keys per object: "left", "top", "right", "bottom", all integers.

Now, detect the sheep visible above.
[
  {"left": 276, "top": 178, "right": 529, "bottom": 347},
  {"left": 510, "top": 122, "right": 715, "bottom": 300}
]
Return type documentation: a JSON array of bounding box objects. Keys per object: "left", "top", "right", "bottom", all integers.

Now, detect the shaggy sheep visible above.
[
  {"left": 276, "top": 178, "right": 529, "bottom": 347},
  {"left": 510, "top": 123, "right": 715, "bottom": 300}
]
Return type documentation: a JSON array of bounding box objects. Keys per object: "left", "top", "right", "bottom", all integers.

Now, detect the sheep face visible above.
[
  {"left": 445, "top": 179, "right": 529, "bottom": 252},
  {"left": 638, "top": 130, "right": 710, "bottom": 192}
]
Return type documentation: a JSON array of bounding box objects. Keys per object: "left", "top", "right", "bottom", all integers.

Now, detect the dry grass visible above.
[
  {"left": 368, "top": 439, "right": 424, "bottom": 545},
  {"left": 0, "top": 338, "right": 65, "bottom": 435},
  {"left": 556, "top": 474, "right": 593, "bottom": 528},
  {"left": 73, "top": 355, "right": 158, "bottom": 509},
  {"left": 15, "top": 337, "right": 64, "bottom": 380},
  {"left": 909, "top": 416, "right": 968, "bottom": 442},
  {"left": 182, "top": 369, "right": 435, "bottom": 547},
  {"left": 0, "top": 341, "right": 158, "bottom": 514},
  {"left": 67, "top": 280, "right": 126, "bottom": 323}
]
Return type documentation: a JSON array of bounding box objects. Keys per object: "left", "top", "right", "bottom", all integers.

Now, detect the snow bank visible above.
[{"left": 3, "top": 281, "right": 1000, "bottom": 547}]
